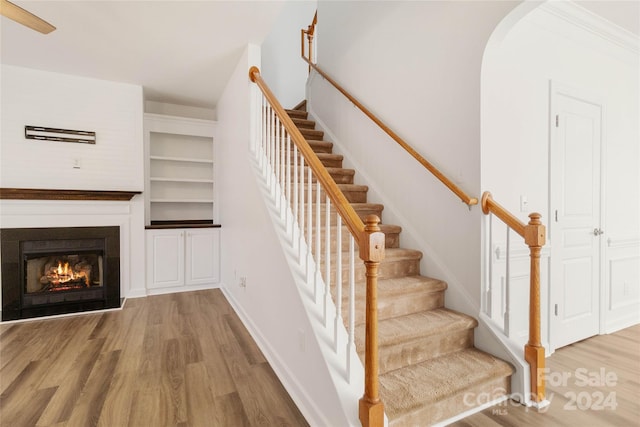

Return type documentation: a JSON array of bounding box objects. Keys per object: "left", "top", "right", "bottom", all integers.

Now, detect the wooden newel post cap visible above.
[
  {"left": 361, "top": 215, "right": 385, "bottom": 263},
  {"left": 364, "top": 215, "right": 381, "bottom": 233},
  {"left": 525, "top": 212, "right": 546, "bottom": 247}
]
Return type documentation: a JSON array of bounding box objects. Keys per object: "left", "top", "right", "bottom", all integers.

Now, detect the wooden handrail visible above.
[
  {"left": 250, "top": 66, "right": 366, "bottom": 243},
  {"left": 300, "top": 57, "right": 478, "bottom": 207},
  {"left": 481, "top": 192, "right": 525, "bottom": 237},
  {"left": 481, "top": 191, "right": 546, "bottom": 404}
]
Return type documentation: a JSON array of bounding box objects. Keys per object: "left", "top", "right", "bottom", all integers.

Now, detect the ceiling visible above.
[
  {"left": 1, "top": 1, "right": 285, "bottom": 109},
  {"left": 1, "top": 1, "right": 637, "bottom": 111}
]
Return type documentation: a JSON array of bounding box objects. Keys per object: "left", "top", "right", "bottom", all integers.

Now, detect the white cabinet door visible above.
[
  {"left": 185, "top": 228, "right": 220, "bottom": 286},
  {"left": 146, "top": 229, "right": 185, "bottom": 289}
]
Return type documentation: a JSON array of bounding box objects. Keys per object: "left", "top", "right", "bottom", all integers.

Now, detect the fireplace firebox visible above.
[{"left": 1, "top": 227, "right": 120, "bottom": 321}]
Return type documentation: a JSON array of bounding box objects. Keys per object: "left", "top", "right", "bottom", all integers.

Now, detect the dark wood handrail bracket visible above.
[{"left": 481, "top": 191, "right": 546, "bottom": 405}]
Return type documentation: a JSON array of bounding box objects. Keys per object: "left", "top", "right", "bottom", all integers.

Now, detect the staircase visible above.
[{"left": 286, "top": 106, "right": 514, "bottom": 426}]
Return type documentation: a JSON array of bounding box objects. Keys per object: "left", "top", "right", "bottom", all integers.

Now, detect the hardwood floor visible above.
[
  {"left": 0, "top": 289, "right": 309, "bottom": 427},
  {"left": 453, "top": 324, "right": 640, "bottom": 427}
]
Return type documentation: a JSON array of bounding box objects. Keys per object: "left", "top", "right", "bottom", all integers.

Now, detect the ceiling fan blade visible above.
[{"left": 0, "top": 0, "right": 56, "bottom": 34}]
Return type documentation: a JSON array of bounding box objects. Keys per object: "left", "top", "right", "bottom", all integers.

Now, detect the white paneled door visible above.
[{"left": 550, "top": 90, "right": 603, "bottom": 350}]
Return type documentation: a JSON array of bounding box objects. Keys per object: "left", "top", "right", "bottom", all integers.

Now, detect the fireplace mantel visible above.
[{"left": 0, "top": 188, "right": 141, "bottom": 201}]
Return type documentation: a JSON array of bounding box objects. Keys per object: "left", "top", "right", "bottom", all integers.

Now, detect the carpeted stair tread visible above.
[
  {"left": 316, "top": 152, "right": 342, "bottom": 160},
  {"left": 344, "top": 275, "right": 445, "bottom": 309},
  {"left": 291, "top": 117, "right": 316, "bottom": 129},
  {"left": 356, "top": 308, "right": 476, "bottom": 350},
  {"left": 299, "top": 128, "right": 324, "bottom": 140},
  {"left": 285, "top": 109, "right": 308, "bottom": 119},
  {"left": 380, "top": 348, "right": 514, "bottom": 421},
  {"left": 306, "top": 140, "right": 334, "bottom": 153},
  {"left": 337, "top": 183, "right": 368, "bottom": 192},
  {"left": 377, "top": 275, "right": 446, "bottom": 297}
]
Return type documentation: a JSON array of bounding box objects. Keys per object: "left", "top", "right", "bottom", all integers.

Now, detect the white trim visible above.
[
  {"left": 144, "top": 282, "right": 220, "bottom": 296},
  {"left": 540, "top": 1, "right": 639, "bottom": 54}
]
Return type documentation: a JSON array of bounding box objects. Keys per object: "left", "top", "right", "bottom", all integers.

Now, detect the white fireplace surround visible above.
[{"left": 0, "top": 197, "right": 147, "bottom": 311}]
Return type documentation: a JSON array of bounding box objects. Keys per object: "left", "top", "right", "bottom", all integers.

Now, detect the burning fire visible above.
[{"left": 48, "top": 261, "right": 90, "bottom": 286}]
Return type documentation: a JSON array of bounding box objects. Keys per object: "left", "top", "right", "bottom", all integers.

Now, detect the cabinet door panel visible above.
[
  {"left": 147, "top": 231, "right": 185, "bottom": 288},
  {"left": 185, "top": 229, "right": 220, "bottom": 285}
]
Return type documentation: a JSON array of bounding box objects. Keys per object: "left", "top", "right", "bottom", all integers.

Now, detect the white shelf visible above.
[
  {"left": 150, "top": 177, "right": 214, "bottom": 184},
  {"left": 145, "top": 113, "right": 217, "bottom": 224},
  {"left": 150, "top": 155, "right": 214, "bottom": 164}
]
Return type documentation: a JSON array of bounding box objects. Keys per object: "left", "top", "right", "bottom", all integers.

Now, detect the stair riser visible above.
[
  {"left": 374, "top": 329, "right": 475, "bottom": 374},
  {"left": 327, "top": 257, "right": 421, "bottom": 283},
  {"left": 292, "top": 120, "right": 315, "bottom": 129},
  {"left": 299, "top": 206, "right": 384, "bottom": 227},
  {"left": 338, "top": 290, "right": 445, "bottom": 325},
  {"left": 387, "top": 376, "right": 511, "bottom": 427},
  {"left": 285, "top": 110, "right": 308, "bottom": 119},
  {"left": 284, "top": 141, "right": 333, "bottom": 153},
  {"left": 299, "top": 129, "right": 324, "bottom": 140},
  {"left": 312, "top": 229, "right": 399, "bottom": 252},
  {"left": 300, "top": 187, "right": 367, "bottom": 204},
  {"left": 287, "top": 155, "right": 342, "bottom": 168},
  {"left": 289, "top": 170, "right": 354, "bottom": 184}
]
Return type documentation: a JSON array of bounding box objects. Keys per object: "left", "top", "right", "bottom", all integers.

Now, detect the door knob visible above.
[{"left": 593, "top": 228, "right": 604, "bottom": 236}]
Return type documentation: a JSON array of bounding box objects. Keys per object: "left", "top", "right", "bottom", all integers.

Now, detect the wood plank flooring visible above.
[
  {"left": 453, "top": 324, "right": 640, "bottom": 427},
  {"left": 0, "top": 289, "right": 308, "bottom": 427}
]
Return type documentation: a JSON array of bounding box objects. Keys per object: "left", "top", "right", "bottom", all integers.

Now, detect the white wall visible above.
[
  {"left": 217, "top": 43, "right": 353, "bottom": 426},
  {"left": 482, "top": 3, "right": 640, "bottom": 336},
  {"left": 308, "top": 1, "right": 517, "bottom": 317},
  {"left": 1, "top": 65, "right": 144, "bottom": 191},
  {"left": 260, "top": 0, "right": 317, "bottom": 109},
  {"left": 0, "top": 66, "right": 146, "bottom": 300}
]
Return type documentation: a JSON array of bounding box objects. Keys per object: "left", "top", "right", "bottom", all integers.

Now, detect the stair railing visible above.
[
  {"left": 301, "top": 11, "right": 317, "bottom": 72},
  {"left": 481, "top": 192, "right": 546, "bottom": 404},
  {"left": 300, "top": 20, "right": 476, "bottom": 207},
  {"left": 249, "top": 66, "right": 385, "bottom": 427}
]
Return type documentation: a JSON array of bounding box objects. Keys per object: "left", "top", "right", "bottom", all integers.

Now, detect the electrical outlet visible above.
[
  {"left": 73, "top": 158, "right": 81, "bottom": 169},
  {"left": 239, "top": 276, "right": 247, "bottom": 289},
  {"left": 520, "top": 195, "right": 528, "bottom": 212}
]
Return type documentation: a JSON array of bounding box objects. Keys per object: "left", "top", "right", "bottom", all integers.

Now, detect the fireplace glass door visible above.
[{"left": 21, "top": 238, "right": 106, "bottom": 307}]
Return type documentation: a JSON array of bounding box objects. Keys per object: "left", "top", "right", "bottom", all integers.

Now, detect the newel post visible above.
[
  {"left": 359, "top": 215, "right": 385, "bottom": 427},
  {"left": 524, "top": 213, "right": 546, "bottom": 404}
]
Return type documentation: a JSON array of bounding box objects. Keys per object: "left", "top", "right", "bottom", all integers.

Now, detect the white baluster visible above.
[
  {"left": 292, "top": 142, "right": 298, "bottom": 245},
  {"left": 285, "top": 134, "right": 291, "bottom": 230},
  {"left": 347, "top": 234, "right": 356, "bottom": 382},
  {"left": 307, "top": 165, "right": 313, "bottom": 285},
  {"left": 260, "top": 96, "right": 266, "bottom": 170},
  {"left": 504, "top": 227, "right": 511, "bottom": 337},
  {"left": 314, "top": 180, "right": 321, "bottom": 303},
  {"left": 270, "top": 108, "right": 276, "bottom": 193},
  {"left": 299, "top": 155, "right": 306, "bottom": 265},
  {"left": 264, "top": 104, "right": 270, "bottom": 181},
  {"left": 334, "top": 215, "right": 343, "bottom": 351},
  {"left": 324, "top": 195, "right": 331, "bottom": 326},
  {"left": 274, "top": 115, "right": 280, "bottom": 200}
]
